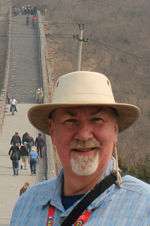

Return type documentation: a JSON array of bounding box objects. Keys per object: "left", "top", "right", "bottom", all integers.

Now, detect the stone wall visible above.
[
  {"left": 36, "top": 11, "right": 56, "bottom": 179},
  {"left": 0, "top": 7, "right": 11, "bottom": 131}
]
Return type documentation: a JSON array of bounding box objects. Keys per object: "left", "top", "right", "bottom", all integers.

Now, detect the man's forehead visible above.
[{"left": 54, "top": 106, "right": 113, "bottom": 115}]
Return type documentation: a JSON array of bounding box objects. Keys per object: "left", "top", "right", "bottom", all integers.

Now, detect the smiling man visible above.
[
  {"left": 49, "top": 106, "right": 118, "bottom": 196},
  {"left": 10, "top": 71, "right": 150, "bottom": 225}
]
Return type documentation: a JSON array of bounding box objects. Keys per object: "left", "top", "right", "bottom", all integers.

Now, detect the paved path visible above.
[
  {"left": 0, "top": 104, "right": 45, "bottom": 226},
  {"left": 0, "top": 10, "right": 44, "bottom": 226}
]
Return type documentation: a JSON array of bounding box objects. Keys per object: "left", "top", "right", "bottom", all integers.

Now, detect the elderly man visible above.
[
  {"left": 28, "top": 148, "right": 39, "bottom": 175},
  {"left": 10, "top": 71, "right": 150, "bottom": 225}
]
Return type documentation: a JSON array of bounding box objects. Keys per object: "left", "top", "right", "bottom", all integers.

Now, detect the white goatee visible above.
[{"left": 70, "top": 138, "right": 101, "bottom": 176}]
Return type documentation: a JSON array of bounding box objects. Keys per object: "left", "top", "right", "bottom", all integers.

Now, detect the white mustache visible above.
[{"left": 71, "top": 138, "right": 101, "bottom": 150}]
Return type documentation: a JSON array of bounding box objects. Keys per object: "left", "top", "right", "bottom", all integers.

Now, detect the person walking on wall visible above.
[
  {"left": 9, "top": 143, "right": 20, "bottom": 176},
  {"left": 10, "top": 132, "right": 21, "bottom": 147},
  {"left": 20, "top": 181, "right": 30, "bottom": 196},
  {"left": 22, "top": 132, "right": 28, "bottom": 144},
  {"left": 6, "top": 91, "right": 10, "bottom": 104},
  {"left": 10, "top": 97, "right": 17, "bottom": 115},
  {"left": 35, "top": 133, "right": 45, "bottom": 158},
  {"left": 28, "top": 148, "right": 39, "bottom": 175},
  {"left": 20, "top": 142, "right": 29, "bottom": 170},
  {"left": 25, "top": 132, "right": 34, "bottom": 153}
]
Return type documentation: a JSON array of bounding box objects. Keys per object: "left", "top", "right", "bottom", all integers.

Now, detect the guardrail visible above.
[{"left": 0, "top": 8, "right": 11, "bottom": 131}]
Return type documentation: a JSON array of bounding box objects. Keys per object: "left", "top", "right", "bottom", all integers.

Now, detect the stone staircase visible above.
[{"left": 8, "top": 14, "right": 41, "bottom": 103}]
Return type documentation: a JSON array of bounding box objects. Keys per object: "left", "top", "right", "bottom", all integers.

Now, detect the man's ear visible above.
[
  {"left": 48, "top": 119, "right": 55, "bottom": 144},
  {"left": 114, "top": 117, "right": 118, "bottom": 143}
]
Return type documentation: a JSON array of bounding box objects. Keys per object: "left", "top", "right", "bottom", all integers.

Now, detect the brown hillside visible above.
[{"left": 8, "top": 0, "right": 150, "bottom": 165}]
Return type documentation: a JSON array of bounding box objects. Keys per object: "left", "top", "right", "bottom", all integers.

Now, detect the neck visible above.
[{"left": 63, "top": 170, "right": 104, "bottom": 196}]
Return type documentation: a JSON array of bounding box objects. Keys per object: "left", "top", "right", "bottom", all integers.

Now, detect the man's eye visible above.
[
  {"left": 65, "top": 119, "right": 76, "bottom": 123},
  {"left": 92, "top": 118, "right": 103, "bottom": 122}
]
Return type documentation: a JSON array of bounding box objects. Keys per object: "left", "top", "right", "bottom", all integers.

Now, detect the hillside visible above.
[{"left": 7, "top": 0, "right": 150, "bottom": 165}]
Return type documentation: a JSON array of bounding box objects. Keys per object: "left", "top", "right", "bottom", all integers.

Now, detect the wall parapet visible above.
[
  {"left": 0, "top": 8, "right": 11, "bottom": 131},
  {"left": 36, "top": 11, "right": 56, "bottom": 179}
]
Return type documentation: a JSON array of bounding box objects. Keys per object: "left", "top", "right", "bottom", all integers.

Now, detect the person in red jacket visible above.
[
  {"left": 20, "top": 181, "right": 30, "bottom": 196},
  {"left": 32, "top": 15, "right": 37, "bottom": 28}
]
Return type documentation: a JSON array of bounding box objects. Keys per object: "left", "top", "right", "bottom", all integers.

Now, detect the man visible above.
[
  {"left": 28, "top": 148, "right": 39, "bottom": 175},
  {"left": 35, "top": 133, "right": 45, "bottom": 157},
  {"left": 6, "top": 91, "right": 10, "bottom": 104},
  {"left": 10, "top": 132, "right": 21, "bottom": 146},
  {"left": 20, "top": 142, "right": 29, "bottom": 170},
  {"left": 10, "top": 71, "right": 150, "bottom": 225},
  {"left": 20, "top": 181, "right": 30, "bottom": 196},
  {"left": 24, "top": 132, "right": 34, "bottom": 153},
  {"left": 22, "top": 132, "right": 28, "bottom": 144},
  {"left": 10, "top": 97, "right": 17, "bottom": 115},
  {"left": 26, "top": 14, "right": 30, "bottom": 25},
  {"left": 38, "top": 88, "right": 43, "bottom": 104}
]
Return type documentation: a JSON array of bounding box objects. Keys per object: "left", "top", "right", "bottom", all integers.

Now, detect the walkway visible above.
[
  {"left": 8, "top": 14, "right": 41, "bottom": 103},
  {"left": 0, "top": 104, "right": 45, "bottom": 226},
  {"left": 0, "top": 9, "right": 44, "bottom": 226}
]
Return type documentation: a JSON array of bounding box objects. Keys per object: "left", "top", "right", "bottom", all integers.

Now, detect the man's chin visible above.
[{"left": 70, "top": 150, "right": 99, "bottom": 176}]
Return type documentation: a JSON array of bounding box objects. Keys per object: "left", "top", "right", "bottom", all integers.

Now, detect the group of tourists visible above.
[
  {"left": 12, "top": 6, "right": 19, "bottom": 17},
  {"left": 21, "top": 5, "right": 37, "bottom": 15},
  {"left": 9, "top": 132, "right": 44, "bottom": 176}
]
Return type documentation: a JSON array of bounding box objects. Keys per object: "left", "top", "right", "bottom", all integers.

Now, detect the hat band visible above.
[{"left": 52, "top": 93, "right": 116, "bottom": 104}]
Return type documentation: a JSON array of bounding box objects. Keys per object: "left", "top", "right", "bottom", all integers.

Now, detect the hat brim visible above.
[{"left": 28, "top": 103, "right": 140, "bottom": 135}]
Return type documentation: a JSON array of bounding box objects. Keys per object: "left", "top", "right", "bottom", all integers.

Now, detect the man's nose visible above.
[{"left": 74, "top": 121, "right": 94, "bottom": 141}]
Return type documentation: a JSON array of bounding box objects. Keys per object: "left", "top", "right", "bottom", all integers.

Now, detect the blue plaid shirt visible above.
[{"left": 10, "top": 159, "right": 150, "bottom": 226}]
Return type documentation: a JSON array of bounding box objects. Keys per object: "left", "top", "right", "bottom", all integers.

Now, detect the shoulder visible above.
[
  {"left": 121, "top": 174, "right": 150, "bottom": 199},
  {"left": 88, "top": 175, "right": 150, "bottom": 225}
]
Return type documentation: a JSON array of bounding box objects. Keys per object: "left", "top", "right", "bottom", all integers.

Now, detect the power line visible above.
[
  {"left": 90, "top": 38, "right": 149, "bottom": 62},
  {"left": 85, "top": 23, "right": 150, "bottom": 50},
  {"left": 0, "top": 34, "right": 149, "bottom": 62},
  {"left": 3, "top": 20, "right": 150, "bottom": 50}
]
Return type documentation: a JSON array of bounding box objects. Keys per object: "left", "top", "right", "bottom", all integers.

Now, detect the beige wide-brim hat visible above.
[{"left": 28, "top": 71, "right": 140, "bottom": 135}]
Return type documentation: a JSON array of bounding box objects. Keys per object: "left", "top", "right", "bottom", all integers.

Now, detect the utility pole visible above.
[{"left": 73, "top": 24, "right": 88, "bottom": 71}]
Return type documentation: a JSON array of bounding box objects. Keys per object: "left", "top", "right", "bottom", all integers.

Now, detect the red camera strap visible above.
[{"left": 47, "top": 206, "right": 92, "bottom": 226}]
